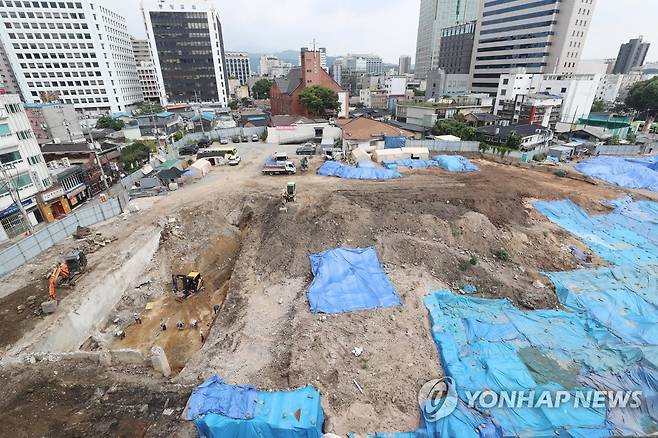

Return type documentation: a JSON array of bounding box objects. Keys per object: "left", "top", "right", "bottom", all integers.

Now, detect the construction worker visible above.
[
  {"left": 190, "top": 319, "right": 198, "bottom": 329},
  {"left": 133, "top": 312, "right": 142, "bottom": 324},
  {"left": 160, "top": 319, "right": 167, "bottom": 331},
  {"left": 213, "top": 304, "right": 220, "bottom": 315},
  {"left": 116, "top": 330, "right": 126, "bottom": 340},
  {"left": 176, "top": 320, "right": 185, "bottom": 330},
  {"left": 200, "top": 329, "right": 205, "bottom": 343}
]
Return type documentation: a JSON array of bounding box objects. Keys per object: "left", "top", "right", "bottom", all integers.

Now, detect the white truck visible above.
[{"left": 262, "top": 153, "right": 297, "bottom": 175}]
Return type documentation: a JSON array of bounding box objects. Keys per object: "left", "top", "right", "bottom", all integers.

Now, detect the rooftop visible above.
[
  {"left": 341, "top": 117, "right": 415, "bottom": 140},
  {"left": 273, "top": 68, "right": 302, "bottom": 96},
  {"left": 478, "top": 124, "right": 551, "bottom": 138}
]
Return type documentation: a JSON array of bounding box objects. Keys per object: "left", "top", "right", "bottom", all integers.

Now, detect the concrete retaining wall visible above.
[{"left": 30, "top": 228, "right": 161, "bottom": 353}]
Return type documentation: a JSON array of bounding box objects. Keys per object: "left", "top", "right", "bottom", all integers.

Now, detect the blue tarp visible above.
[
  {"left": 432, "top": 155, "right": 480, "bottom": 172},
  {"left": 186, "top": 375, "right": 257, "bottom": 420},
  {"left": 317, "top": 161, "right": 401, "bottom": 180},
  {"left": 192, "top": 382, "right": 324, "bottom": 438},
  {"left": 384, "top": 136, "right": 407, "bottom": 149},
  {"left": 575, "top": 156, "right": 658, "bottom": 192},
  {"left": 307, "top": 247, "right": 400, "bottom": 313},
  {"left": 374, "top": 197, "right": 658, "bottom": 437},
  {"left": 395, "top": 159, "right": 441, "bottom": 169}
]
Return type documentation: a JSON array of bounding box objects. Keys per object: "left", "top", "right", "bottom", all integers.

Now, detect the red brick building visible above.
[{"left": 270, "top": 49, "right": 343, "bottom": 117}]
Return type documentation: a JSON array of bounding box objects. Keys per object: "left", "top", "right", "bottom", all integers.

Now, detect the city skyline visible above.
[{"left": 109, "top": 0, "right": 658, "bottom": 64}]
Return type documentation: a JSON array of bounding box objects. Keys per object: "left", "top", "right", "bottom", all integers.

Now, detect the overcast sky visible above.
[{"left": 116, "top": 0, "right": 657, "bottom": 64}]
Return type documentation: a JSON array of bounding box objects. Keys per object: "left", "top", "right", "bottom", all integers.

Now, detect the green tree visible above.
[
  {"left": 625, "top": 76, "right": 658, "bottom": 132},
  {"left": 96, "top": 116, "right": 124, "bottom": 131},
  {"left": 505, "top": 131, "right": 522, "bottom": 150},
  {"left": 133, "top": 101, "right": 165, "bottom": 116},
  {"left": 432, "top": 119, "right": 477, "bottom": 141},
  {"left": 173, "top": 130, "right": 184, "bottom": 141},
  {"left": 591, "top": 99, "right": 606, "bottom": 113},
  {"left": 605, "top": 135, "right": 620, "bottom": 145},
  {"left": 298, "top": 86, "right": 340, "bottom": 116},
  {"left": 228, "top": 100, "right": 239, "bottom": 110},
  {"left": 121, "top": 141, "right": 152, "bottom": 173},
  {"left": 252, "top": 79, "right": 273, "bottom": 99}
]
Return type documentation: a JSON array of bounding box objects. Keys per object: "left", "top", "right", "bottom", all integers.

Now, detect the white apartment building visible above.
[
  {"left": 595, "top": 74, "right": 624, "bottom": 103},
  {"left": 385, "top": 76, "right": 408, "bottom": 96},
  {"left": 142, "top": 0, "right": 229, "bottom": 105},
  {"left": 130, "top": 38, "right": 162, "bottom": 104},
  {"left": 494, "top": 69, "right": 600, "bottom": 124},
  {"left": 259, "top": 55, "right": 293, "bottom": 78},
  {"left": 0, "top": 94, "right": 51, "bottom": 240},
  {"left": 470, "top": 0, "right": 597, "bottom": 96},
  {"left": 0, "top": 0, "right": 143, "bottom": 114},
  {"left": 225, "top": 52, "right": 251, "bottom": 86}
]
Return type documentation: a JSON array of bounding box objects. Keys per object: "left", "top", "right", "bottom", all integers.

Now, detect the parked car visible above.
[
  {"left": 251, "top": 134, "right": 259, "bottom": 142},
  {"left": 178, "top": 144, "right": 199, "bottom": 155},
  {"left": 227, "top": 155, "right": 242, "bottom": 166},
  {"left": 296, "top": 143, "right": 316, "bottom": 155},
  {"left": 197, "top": 137, "right": 211, "bottom": 148},
  {"left": 241, "top": 134, "right": 249, "bottom": 142},
  {"left": 219, "top": 137, "right": 229, "bottom": 145},
  {"left": 231, "top": 135, "right": 241, "bottom": 143}
]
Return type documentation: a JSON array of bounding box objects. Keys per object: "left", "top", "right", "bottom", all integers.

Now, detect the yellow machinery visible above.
[{"left": 172, "top": 271, "right": 204, "bottom": 297}]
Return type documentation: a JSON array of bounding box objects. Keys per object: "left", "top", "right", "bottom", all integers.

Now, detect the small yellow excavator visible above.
[
  {"left": 172, "top": 272, "right": 204, "bottom": 298},
  {"left": 48, "top": 250, "right": 87, "bottom": 301}
]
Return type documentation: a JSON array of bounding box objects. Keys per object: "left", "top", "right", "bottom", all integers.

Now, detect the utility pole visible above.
[{"left": 0, "top": 163, "right": 34, "bottom": 234}]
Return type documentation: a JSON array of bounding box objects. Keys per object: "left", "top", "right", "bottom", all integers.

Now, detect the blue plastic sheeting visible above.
[
  {"left": 186, "top": 375, "right": 257, "bottom": 420},
  {"left": 432, "top": 155, "right": 480, "bottom": 172},
  {"left": 307, "top": 247, "right": 400, "bottom": 313},
  {"left": 357, "top": 160, "right": 376, "bottom": 168},
  {"left": 575, "top": 156, "right": 658, "bottom": 191},
  {"left": 382, "top": 161, "right": 399, "bottom": 171},
  {"left": 533, "top": 198, "right": 658, "bottom": 266},
  {"left": 317, "top": 161, "right": 401, "bottom": 180},
  {"left": 423, "top": 291, "right": 617, "bottom": 437},
  {"left": 384, "top": 136, "right": 407, "bottom": 149},
  {"left": 194, "top": 385, "right": 324, "bottom": 438},
  {"left": 395, "top": 159, "right": 441, "bottom": 169}
]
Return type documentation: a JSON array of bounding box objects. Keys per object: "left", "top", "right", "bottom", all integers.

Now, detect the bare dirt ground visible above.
[
  {"left": 0, "top": 360, "right": 193, "bottom": 438},
  {"left": 0, "top": 150, "right": 636, "bottom": 437}
]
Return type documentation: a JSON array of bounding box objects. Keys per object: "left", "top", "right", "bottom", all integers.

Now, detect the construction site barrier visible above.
[{"left": 0, "top": 197, "right": 123, "bottom": 278}]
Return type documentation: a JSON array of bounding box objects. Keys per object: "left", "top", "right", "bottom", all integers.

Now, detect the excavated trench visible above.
[{"left": 108, "top": 213, "right": 247, "bottom": 374}]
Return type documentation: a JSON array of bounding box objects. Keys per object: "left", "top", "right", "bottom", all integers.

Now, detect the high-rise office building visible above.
[
  {"left": 346, "top": 54, "right": 383, "bottom": 75},
  {"left": 0, "top": 0, "right": 143, "bottom": 113},
  {"left": 613, "top": 36, "right": 650, "bottom": 74},
  {"left": 414, "top": 0, "right": 479, "bottom": 80},
  {"left": 470, "top": 0, "right": 597, "bottom": 96},
  {"left": 130, "top": 38, "right": 152, "bottom": 64},
  {"left": 225, "top": 52, "right": 252, "bottom": 86},
  {"left": 142, "top": 0, "right": 229, "bottom": 105},
  {"left": 438, "top": 21, "right": 476, "bottom": 74},
  {"left": 398, "top": 55, "right": 412, "bottom": 74},
  {"left": 130, "top": 38, "right": 162, "bottom": 104}
]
